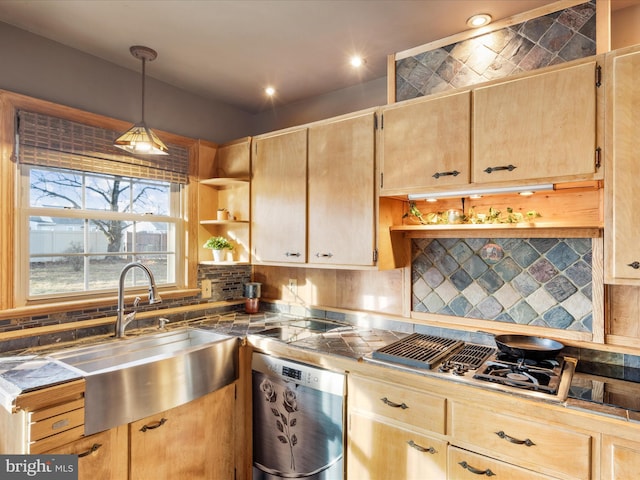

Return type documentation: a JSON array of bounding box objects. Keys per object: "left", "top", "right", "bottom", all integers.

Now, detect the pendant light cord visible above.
[{"left": 140, "top": 56, "right": 146, "bottom": 124}]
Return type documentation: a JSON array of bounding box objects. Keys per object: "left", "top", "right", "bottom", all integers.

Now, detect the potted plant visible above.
[
  {"left": 203, "top": 236, "right": 234, "bottom": 262},
  {"left": 216, "top": 208, "right": 229, "bottom": 221}
]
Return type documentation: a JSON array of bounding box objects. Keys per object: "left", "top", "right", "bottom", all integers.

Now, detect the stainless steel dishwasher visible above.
[{"left": 252, "top": 352, "right": 345, "bottom": 479}]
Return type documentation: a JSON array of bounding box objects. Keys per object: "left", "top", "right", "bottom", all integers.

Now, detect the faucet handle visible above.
[
  {"left": 133, "top": 296, "right": 141, "bottom": 308},
  {"left": 158, "top": 317, "right": 170, "bottom": 329}
]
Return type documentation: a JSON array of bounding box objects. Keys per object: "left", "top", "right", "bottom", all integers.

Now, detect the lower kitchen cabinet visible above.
[
  {"left": 129, "top": 382, "right": 236, "bottom": 480},
  {"left": 46, "top": 425, "right": 128, "bottom": 480},
  {"left": 348, "top": 411, "right": 447, "bottom": 479},
  {"left": 449, "top": 402, "right": 591, "bottom": 480},
  {"left": 448, "top": 446, "right": 559, "bottom": 480},
  {"left": 601, "top": 435, "right": 640, "bottom": 480}
]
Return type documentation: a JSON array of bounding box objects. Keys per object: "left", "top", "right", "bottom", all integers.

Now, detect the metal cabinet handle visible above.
[
  {"left": 458, "top": 461, "right": 496, "bottom": 476},
  {"left": 407, "top": 440, "right": 436, "bottom": 454},
  {"left": 285, "top": 252, "right": 301, "bottom": 257},
  {"left": 432, "top": 170, "right": 460, "bottom": 179},
  {"left": 315, "top": 252, "right": 333, "bottom": 258},
  {"left": 140, "top": 417, "right": 167, "bottom": 432},
  {"left": 380, "top": 397, "right": 408, "bottom": 409},
  {"left": 483, "top": 164, "right": 516, "bottom": 174},
  {"left": 627, "top": 261, "right": 640, "bottom": 269},
  {"left": 78, "top": 443, "right": 102, "bottom": 458},
  {"left": 495, "top": 430, "right": 535, "bottom": 446}
]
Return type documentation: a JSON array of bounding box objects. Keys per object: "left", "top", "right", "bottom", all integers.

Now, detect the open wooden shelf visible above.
[{"left": 391, "top": 222, "right": 603, "bottom": 238}]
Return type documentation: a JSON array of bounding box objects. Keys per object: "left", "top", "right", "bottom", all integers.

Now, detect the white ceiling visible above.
[{"left": 0, "top": 0, "right": 627, "bottom": 113}]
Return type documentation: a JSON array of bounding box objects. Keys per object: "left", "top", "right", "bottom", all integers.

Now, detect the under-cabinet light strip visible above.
[{"left": 407, "top": 183, "right": 555, "bottom": 201}]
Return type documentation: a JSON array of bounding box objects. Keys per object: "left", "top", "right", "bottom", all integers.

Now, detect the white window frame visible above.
[{"left": 16, "top": 164, "right": 185, "bottom": 303}]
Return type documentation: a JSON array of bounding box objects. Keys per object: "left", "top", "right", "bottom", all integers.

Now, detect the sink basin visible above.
[{"left": 49, "top": 327, "right": 239, "bottom": 435}]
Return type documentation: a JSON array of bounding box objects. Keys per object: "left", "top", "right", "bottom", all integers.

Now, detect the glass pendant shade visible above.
[
  {"left": 114, "top": 45, "right": 168, "bottom": 155},
  {"left": 114, "top": 122, "right": 169, "bottom": 154}
]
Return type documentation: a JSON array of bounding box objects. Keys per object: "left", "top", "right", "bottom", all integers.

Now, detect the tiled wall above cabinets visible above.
[
  {"left": 412, "top": 238, "right": 593, "bottom": 332},
  {"left": 396, "top": 0, "right": 596, "bottom": 101}
]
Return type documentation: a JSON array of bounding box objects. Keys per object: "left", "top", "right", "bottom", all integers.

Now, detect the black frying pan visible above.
[{"left": 493, "top": 334, "right": 564, "bottom": 360}]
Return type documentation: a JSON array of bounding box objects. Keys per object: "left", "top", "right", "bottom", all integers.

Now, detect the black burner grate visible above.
[
  {"left": 371, "top": 333, "right": 463, "bottom": 369},
  {"left": 446, "top": 344, "right": 496, "bottom": 369}
]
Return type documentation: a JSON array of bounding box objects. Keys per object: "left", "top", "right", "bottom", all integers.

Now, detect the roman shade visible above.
[{"left": 17, "top": 110, "right": 188, "bottom": 183}]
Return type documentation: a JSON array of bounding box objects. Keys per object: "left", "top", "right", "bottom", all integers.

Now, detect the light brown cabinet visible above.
[
  {"left": 448, "top": 446, "right": 558, "bottom": 480},
  {"left": 347, "top": 374, "right": 447, "bottom": 479},
  {"left": 604, "top": 46, "right": 640, "bottom": 285},
  {"left": 449, "top": 401, "right": 591, "bottom": 480},
  {"left": 251, "top": 128, "right": 307, "bottom": 264},
  {"left": 602, "top": 434, "right": 640, "bottom": 480},
  {"left": 129, "top": 383, "right": 236, "bottom": 480},
  {"left": 46, "top": 426, "right": 128, "bottom": 480},
  {"left": 473, "top": 59, "right": 599, "bottom": 184},
  {"left": 308, "top": 111, "right": 376, "bottom": 266},
  {"left": 380, "top": 91, "right": 471, "bottom": 195},
  {"left": 198, "top": 138, "right": 251, "bottom": 264}
]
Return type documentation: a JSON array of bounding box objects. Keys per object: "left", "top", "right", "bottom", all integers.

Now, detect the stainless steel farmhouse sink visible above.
[{"left": 49, "top": 327, "right": 239, "bottom": 435}]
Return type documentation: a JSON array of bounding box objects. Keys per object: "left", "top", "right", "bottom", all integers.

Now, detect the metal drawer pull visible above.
[
  {"left": 380, "top": 397, "right": 408, "bottom": 409},
  {"left": 483, "top": 164, "right": 516, "bottom": 174},
  {"left": 627, "top": 261, "right": 640, "bottom": 269},
  {"left": 139, "top": 417, "right": 167, "bottom": 432},
  {"left": 315, "top": 252, "right": 333, "bottom": 258},
  {"left": 51, "top": 418, "right": 70, "bottom": 430},
  {"left": 432, "top": 170, "right": 460, "bottom": 179},
  {"left": 285, "top": 252, "right": 301, "bottom": 257},
  {"left": 458, "top": 461, "right": 496, "bottom": 476},
  {"left": 78, "top": 443, "right": 102, "bottom": 458},
  {"left": 407, "top": 440, "right": 436, "bottom": 454},
  {"left": 495, "top": 430, "right": 535, "bottom": 446}
]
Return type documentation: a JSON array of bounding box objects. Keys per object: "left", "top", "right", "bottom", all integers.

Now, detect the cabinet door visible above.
[
  {"left": 449, "top": 446, "right": 559, "bottom": 480},
  {"left": 605, "top": 47, "right": 640, "bottom": 284},
  {"left": 602, "top": 435, "right": 640, "bottom": 480},
  {"left": 380, "top": 91, "right": 471, "bottom": 194},
  {"left": 129, "top": 384, "right": 235, "bottom": 480},
  {"left": 251, "top": 129, "right": 307, "bottom": 263},
  {"left": 473, "top": 60, "right": 597, "bottom": 183},
  {"left": 308, "top": 112, "right": 376, "bottom": 266},
  {"left": 347, "top": 412, "right": 447, "bottom": 480},
  {"left": 47, "top": 426, "right": 128, "bottom": 480}
]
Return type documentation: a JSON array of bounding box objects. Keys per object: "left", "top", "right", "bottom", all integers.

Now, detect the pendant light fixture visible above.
[{"left": 114, "top": 45, "right": 169, "bottom": 155}]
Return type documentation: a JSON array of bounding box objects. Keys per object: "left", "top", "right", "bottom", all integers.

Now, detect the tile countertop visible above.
[{"left": 1, "top": 312, "right": 639, "bottom": 424}]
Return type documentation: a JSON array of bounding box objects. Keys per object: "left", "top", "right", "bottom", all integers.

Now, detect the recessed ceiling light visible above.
[
  {"left": 466, "top": 13, "right": 492, "bottom": 28},
  {"left": 265, "top": 86, "right": 275, "bottom": 96},
  {"left": 350, "top": 55, "right": 365, "bottom": 68}
]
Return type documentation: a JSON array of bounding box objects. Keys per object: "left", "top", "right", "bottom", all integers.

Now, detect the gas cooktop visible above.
[{"left": 366, "top": 333, "right": 577, "bottom": 403}]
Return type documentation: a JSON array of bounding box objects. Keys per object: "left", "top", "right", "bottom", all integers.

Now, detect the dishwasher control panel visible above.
[{"left": 252, "top": 352, "right": 344, "bottom": 395}]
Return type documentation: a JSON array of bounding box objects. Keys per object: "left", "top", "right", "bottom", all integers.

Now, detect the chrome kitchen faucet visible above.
[{"left": 115, "top": 262, "right": 162, "bottom": 338}]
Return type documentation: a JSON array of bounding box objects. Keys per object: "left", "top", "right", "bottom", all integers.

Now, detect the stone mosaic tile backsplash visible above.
[
  {"left": 396, "top": 0, "right": 596, "bottom": 101},
  {"left": 412, "top": 238, "right": 592, "bottom": 332}
]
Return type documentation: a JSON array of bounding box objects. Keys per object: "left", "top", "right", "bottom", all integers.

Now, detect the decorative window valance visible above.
[{"left": 17, "top": 110, "right": 189, "bottom": 183}]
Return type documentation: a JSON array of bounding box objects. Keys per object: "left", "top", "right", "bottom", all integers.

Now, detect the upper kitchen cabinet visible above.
[
  {"left": 308, "top": 111, "right": 376, "bottom": 266},
  {"left": 198, "top": 138, "right": 251, "bottom": 264},
  {"left": 380, "top": 90, "right": 471, "bottom": 196},
  {"left": 473, "top": 58, "right": 600, "bottom": 185},
  {"left": 604, "top": 45, "right": 640, "bottom": 285},
  {"left": 251, "top": 128, "right": 307, "bottom": 264}
]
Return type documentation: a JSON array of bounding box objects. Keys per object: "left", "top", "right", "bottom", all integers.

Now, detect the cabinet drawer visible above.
[
  {"left": 349, "top": 375, "right": 445, "bottom": 434},
  {"left": 449, "top": 446, "right": 559, "bottom": 480},
  {"left": 348, "top": 411, "right": 447, "bottom": 480},
  {"left": 29, "top": 398, "right": 85, "bottom": 453},
  {"left": 450, "top": 402, "right": 590, "bottom": 479}
]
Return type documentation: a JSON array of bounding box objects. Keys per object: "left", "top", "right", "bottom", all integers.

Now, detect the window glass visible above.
[{"left": 24, "top": 166, "right": 180, "bottom": 299}]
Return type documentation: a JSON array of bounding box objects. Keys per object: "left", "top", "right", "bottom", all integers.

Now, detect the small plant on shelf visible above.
[{"left": 203, "top": 236, "right": 234, "bottom": 250}]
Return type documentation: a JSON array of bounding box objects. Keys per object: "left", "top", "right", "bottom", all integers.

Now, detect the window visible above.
[
  {"left": 20, "top": 165, "right": 182, "bottom": 299},
  {"left": 15, "top": 110, "right": 188, "bottom": 302}
]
